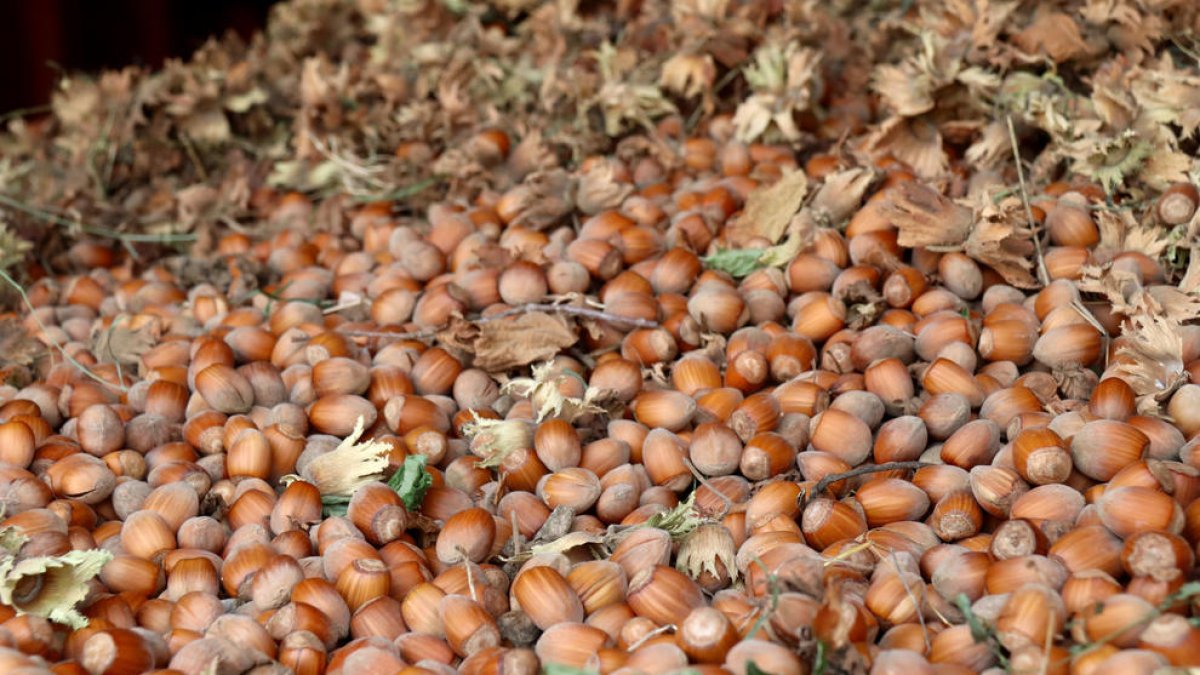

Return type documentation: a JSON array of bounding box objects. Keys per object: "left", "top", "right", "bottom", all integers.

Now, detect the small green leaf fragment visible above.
[
  {"left": 541, "top": 664, "right": 597, "bottom": 675},
  {"left": 388, "top": 453, "right": 432, "bottom": 511},
  {"left": 703, "top": 248, "right": 766, "bottom": 277}
]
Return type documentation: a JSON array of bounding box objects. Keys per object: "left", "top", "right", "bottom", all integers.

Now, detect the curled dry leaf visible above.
[
  {"left": 575, "top": 160, "right": 634, "bottom": 215},
  {"left": 440, "top": 312, "right": 578, "bottom": 373},
  {"left": 295, "top": 416, "right": 390, "bottom": 499},
  {"left": 660, "top": 52, "right": 717, "bottom": 102},
  {"left": 503, "top": 361, "right": 607, "bottom": 423},
  {"left": 506, "top": 129, "right": 558, "bottom": 182},
  {"left": 529, "top": 530, "right": 605, "bottom": 557},
  {"left": 506, "top": 169, "right": 577, "bottom": 231},
  {"left": 1094, "top": 209, "right": 1173, "bottom": 261},
  {"left": 1079, "top": 262, "right": 1200, "bottom": 322},
  {"left": 90, "top": 316, "right": 159, "bottom": 368},
  {"left": 0, "top": 527, "right": 112, "bottom": 629},
  {"left": 811, "top": 167, "right": 876, "bottom": 224},
  {"left": 1143, "top": 286, "right": 1200, "bottom": 323},
  {"left": 873, "top": 62, "right": 935, "bottom": 118},
  {"left": 964, "top": 196, "right": 1038, "bottom": 289},
  {"left": 864, "top": 115, "right": 948, "bottom": 179},
  {"left": 1111, "top": 313, "right": 1188, "bottom": 414},
  {"left": 1077, "top": 263, "right": 1143, "bottom": 316},
  {"left": 728, "top": 168, "right": 808, "bottom": 245},
  {"left": 0, "top": 317, "right": 44, "bottom": 368},
  {"left": 880, "top": 181, "right": 973, "bottom": 249},
  {"left": 1013, "top": 10, "right": 1090, "bottom": 63}
]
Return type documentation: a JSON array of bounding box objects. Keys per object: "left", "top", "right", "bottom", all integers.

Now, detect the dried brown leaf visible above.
[
  {"left": 1077, "top": 263, "right": 1143, "bottom": 316},
  {"left": 964, "top": 197, "right": 1038, "bottom": 288},
  {"left": 506, "top": 130, "right": 557, "bottom": 181},
  {"left": 575, "top": 160, "right": 634, "bottom": 215},
  {"left": 91, "top": 318, "right": 158, "bottom": 368},
  {"left": 1144, "top": 286, "right": 1200, "bottom": 324},
  {"left": 1111, "top": 313, "right": 1187, "bottom": 413},
  {"left": 964, "top": 120, "right": 1011, "bottom": 169},
  {"left": 0, "top": 318, "right": 43, "bottom": 368},
  {"left": 1013, "top": 11, "right": 1089, "bottom": 63},
  {"left": 864, "top": 116, "right": 948, "bottom": 179},
  {"left": 880, "top": 181, "right": 973, "bottom": 248},
  {"left": 440, "top": 312, "right": 578, "bottom": 373},
  {"left": 873, "top": 64, "right": 935, "bottom": 118},
  {"left": 175, "top": 185, "right": 220, "bottom": 229},
  {"left": 660, "top": 52, "right": 717, "bottom": 101},
  {"left": 729, "top": 169, "right": 808, "bottom": 245},
  {"left": 1095, "top": 210, "right": 1172, "bottom": 260},
  {"left": 811, "top": 168, "right": 876, "bottom": 224},
  {"left": 507, "top": 170, "right": 576, "bottom": 231}
]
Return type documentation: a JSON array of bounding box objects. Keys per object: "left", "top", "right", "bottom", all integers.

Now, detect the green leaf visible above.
[
  {"left": 387, "top": 454, "right": 432, "bottom": 511},
  {"left": 956, "top": 593, "right": 990, "bottom": 643},
  {"left": 350, "top": 175, "right": 444, "bottom": 204},
  {"left": 541, "top": 664, "right": 597, "bottom": 675},
  {"left": 703, "top": 247, "right": 766, "bottom": 277},
  {"left": 813, "top": 641, "right": 828, "bottom": 675},
  {"left": 747, "top": 663, "right": 779, "bottom": 675},
  {"left": 321, "top": 495, "right": 350, "bottom": 518},
  {"left": 703, "top": 227, "right": 806, "bottom": 278}
]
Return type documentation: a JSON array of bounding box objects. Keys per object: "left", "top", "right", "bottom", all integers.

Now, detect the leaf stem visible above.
[{"left": 0, "top": 193, "right": 196, "bottom": 244}]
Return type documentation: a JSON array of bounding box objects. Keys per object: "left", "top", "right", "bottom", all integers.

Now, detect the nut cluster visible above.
[
  {"left": 1, "top": 123, "right": 1198, "bottom": 675},
  {"left": 1, "top": 4, "right": 1200, "bottom": 675}
]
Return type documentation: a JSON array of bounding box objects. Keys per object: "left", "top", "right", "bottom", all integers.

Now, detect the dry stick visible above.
[
  {"left": 625, "top": 623, "right": 676, "bottom": 651},
  {"left": 683, "top": 458, "right": 734, "bottom": 518},
  {"left": 0, "top": 193, "right": 196, "bottom": 244},
  {"left": 889, "top": 550, "right": 931, "bottom": 653},
  {"left": 1005, "top": 114, "right": 1050, "bottom": 288},
  {"left": 330, "top": 303, "right": 660, "bottom": 342},
  {"left": 806, "top": 461, "right": 928, "bottom": 503}
]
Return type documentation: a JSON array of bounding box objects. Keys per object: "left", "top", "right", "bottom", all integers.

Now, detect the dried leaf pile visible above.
[{"left": 1, "top": 0, "right": 1200, "bottom": 674}]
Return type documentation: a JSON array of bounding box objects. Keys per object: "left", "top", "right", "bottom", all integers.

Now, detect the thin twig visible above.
[
  {"left": 0, "top": 104, "right": 52, "bottom": 124},
  {"left": 1059, "top": 581, "right": 1200, "bottom": 664},
  {"left": 625, "top": 624, "right": 675, "bottom": 652},
  {"left": 329, "top": 302, "right": 660, "bottom": 343},
  {"left": 481, "top": 303, "right": 659, "bottom": 327},
  {"left": 0, "top": 270, "right": 127, "bottom": 392},
  {"left": 806, "top": 461, "right": 928, "bottom": 502},
  {"left": 745, "top": 554, "right": 781, "bottom": 641},
  {"left": 323, "top": 327, "right": 443, "bottom": 342},
  {"left": 0, "top": 193, "right": 196, "bottom": 244},
  {"left": 889, "top": 551, "right": 931, "bottom": 653},
  {"left": 1005, "top": 114, "right": 1049, "bottom": 287},
  {"left": 683, "top": 458, "right": 734, "bottom": 519},
  {"left": 178, "top": 131, "right": 209, "bottom": 182}
]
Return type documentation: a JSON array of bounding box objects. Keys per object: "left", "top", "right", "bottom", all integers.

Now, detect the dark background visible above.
[{"left": 0, "top": 0, "right": 276, "bottom": 115}]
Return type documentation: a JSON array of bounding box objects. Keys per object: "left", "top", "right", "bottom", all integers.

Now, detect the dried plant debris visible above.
[
  {"left": 90, "top": 316, "right": 159, "bottom": 368},
  {"left": 962, "top": 195, "right": 1039, "bottom": 289},
  {"left": 0, "top": 318, "right": 44, "bottom": 369},
  {"left": 1111, "top": 313, "right": 1188, "bottom": 414},
  {"left": 882, "top": 181, "right": 974, "bottom": 249},
  {"left": 7, "top": 0, "right": 1200, "bottom": 670},
  {"left": 438, "top": 311, "right": 578, "bottom": 373},
  {"left": 0, "top": 526, "right": 111, "bottom": 629},
  {"left": 728, "top": 168, "right": 807, "bottom": 245},
  {"left": 502, "top": 361, "right": 607, "bottom": 423},
  {"left": 289, "top": 416, "right": 391, "bottom": 499},
  {"left": 0, "top": 0, "right": 1194, "bottom": 288}
]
